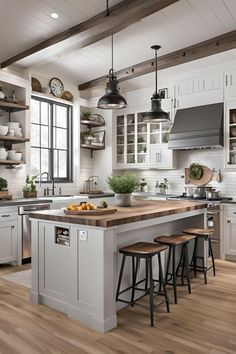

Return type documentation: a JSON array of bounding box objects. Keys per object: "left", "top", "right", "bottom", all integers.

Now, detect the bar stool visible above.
[
  {"left": 116, "top": 242, "right": 169, "bottom": 327},
  {"left": 182, "top": 228, "right": 216, "bottom": 284},
  {"left": 154, "top": 234, "right": 196, "bottom": 304}
]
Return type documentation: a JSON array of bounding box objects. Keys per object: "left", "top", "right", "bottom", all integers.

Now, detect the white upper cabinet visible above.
[
  {"left": 114, "top": 108, "right": 177, "bottom": 170},
  {"left": 224, "top": 70, "right": 236, "bottom": 101},
  {"left": 224, "top": 101, "right": 236, "bottom": 170},
  {"left": 174, "top": 73, "right": 224, "bottom": 109}
]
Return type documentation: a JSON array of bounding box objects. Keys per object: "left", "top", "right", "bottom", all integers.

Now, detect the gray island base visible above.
[{"left": 29, "top": 200, "right": 207, "bottom": 333}]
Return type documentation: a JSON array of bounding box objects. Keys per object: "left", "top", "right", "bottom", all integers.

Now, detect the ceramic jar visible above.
[{"left": 0, "top": 148, "right": 7, "bottom": 160}]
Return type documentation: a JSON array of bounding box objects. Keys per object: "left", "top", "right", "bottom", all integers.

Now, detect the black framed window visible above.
[{"left": 30, "top": 96, "right": 73, "bottom": 182}]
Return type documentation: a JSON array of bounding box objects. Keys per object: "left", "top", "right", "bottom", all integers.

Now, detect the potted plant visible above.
[
  {"left": 80, "top": 131, "right": 96, "bottom": 145},
  {"left": 0, "top": 177, "right": 8, "bottom": 198},
  {"left": 81, "top": 111, "right": 91, "bottom": 121},
  {"left": 155, "top": 178, "right": 168, "bottom": 194},
  {"left": 22, "top": 175, "right": 38, "bottom": 198},
  {"left": 107, "top": 172, "right": 139, "bottom": 207}
]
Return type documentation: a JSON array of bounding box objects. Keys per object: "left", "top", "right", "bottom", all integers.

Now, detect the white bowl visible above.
[
  {"left": 0, "top": 125, "right": 8, "bottom": 136},
  {"left": 14, "top": 128, "right": 22, "bottom": 137},
  {"left": 7, "top": 122, "right": 20, "bottom": 129},
  {"left": 7, "top": 150, "right": 17, "bottom": 160},
  {"left": 0, "top": 151, "right": 7, "bottom": 160},
  {"left": 14, "top": 152, "right": 22, "bottom": 161}
]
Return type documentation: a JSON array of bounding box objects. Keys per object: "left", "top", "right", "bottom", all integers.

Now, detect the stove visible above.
[{"left": 167, "top": 195, "right": 232, "bottom": 209}]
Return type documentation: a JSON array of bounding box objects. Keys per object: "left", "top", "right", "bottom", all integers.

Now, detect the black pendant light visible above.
[
  {"left": 97, "top": 34, "right": 127, "bottom": 110},
  {"left": 144, "top": 45, "right": 169, "bottom": 123}
]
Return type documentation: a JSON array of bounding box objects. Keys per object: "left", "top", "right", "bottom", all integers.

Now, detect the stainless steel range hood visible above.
[{"left": 168, "top": 103, "right": 224, "bottom": 150}]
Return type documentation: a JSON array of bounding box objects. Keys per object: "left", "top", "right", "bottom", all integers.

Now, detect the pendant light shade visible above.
[
  {"left": 97, "top": 35, "right": 127, "bottom": 110},
  {"left": 144, "top": 45, "right": 169, "bottom": 123}
]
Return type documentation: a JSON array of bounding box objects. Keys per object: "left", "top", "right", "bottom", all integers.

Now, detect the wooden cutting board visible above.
[
  {"left": 64, "top": 206, "right": 117, "bottom": 216},
  {"left": 185, "top": 165, "right": 212, "bottom": 186}
]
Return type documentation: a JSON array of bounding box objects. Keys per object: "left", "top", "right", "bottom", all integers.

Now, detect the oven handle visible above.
[{"left": 207, "top": 211, "right": 220, "bottom": 216}]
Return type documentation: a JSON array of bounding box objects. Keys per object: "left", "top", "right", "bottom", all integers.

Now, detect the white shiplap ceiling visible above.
[{"left": 2, "top": 0, "right": 236, "bottom": 88}]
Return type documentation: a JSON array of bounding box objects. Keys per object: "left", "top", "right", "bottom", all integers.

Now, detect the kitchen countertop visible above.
[
  {"left": 29, "top": 200, "right": 207, "bottom": 228},
  {"left": 0, "top": 193, "right": 115, "bottom": 207}
]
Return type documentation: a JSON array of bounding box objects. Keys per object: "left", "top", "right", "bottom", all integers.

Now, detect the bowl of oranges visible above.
[{"left": 64, "top": 202, "right": 96, "bottom": 215}]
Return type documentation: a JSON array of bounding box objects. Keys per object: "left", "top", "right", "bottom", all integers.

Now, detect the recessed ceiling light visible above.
[{"left": 50, "top": 12, "right": 59, "bottom": 19}]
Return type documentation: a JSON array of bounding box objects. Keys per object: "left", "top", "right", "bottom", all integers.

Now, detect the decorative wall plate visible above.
[{"left": 49, "top": 77, "right": 64, "bottom": 97}]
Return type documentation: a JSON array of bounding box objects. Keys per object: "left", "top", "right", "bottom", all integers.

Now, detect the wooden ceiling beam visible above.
[
  {"left": 0, "top": 0, "right": 179, "bottom": 69},
  {"left": 79, "top": 29, "right": 236, "bottom": 90}
]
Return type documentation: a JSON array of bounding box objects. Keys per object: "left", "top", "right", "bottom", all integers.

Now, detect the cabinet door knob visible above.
[
  {"left": 1, "top": 214, "right": 10, "bottom": 218},
  {"left": 227, "top": 220, "right": 231, "bottom": 223}
]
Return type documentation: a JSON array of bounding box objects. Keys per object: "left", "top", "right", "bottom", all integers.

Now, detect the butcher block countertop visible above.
[{"left": 29, "top": 200, "right": 207, "bottom": 228}]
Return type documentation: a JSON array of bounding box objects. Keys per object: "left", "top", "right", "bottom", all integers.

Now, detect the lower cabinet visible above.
[
  {"left": 223, "top": 206, "right": 236, "bottom": 259},
  {"left": 0, "top": 215, "right": 17, "bottom": 264}
]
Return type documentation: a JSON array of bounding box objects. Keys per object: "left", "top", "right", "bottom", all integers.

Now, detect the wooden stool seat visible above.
[
  {"left": 182, "top": 228, "right": 214, "bottom": 236},
  {"left": 120, "top": 242, "right": 168, "bottom": 256},
  {"left": 154, "top": 234, "right": 196, "bottom": 246}
]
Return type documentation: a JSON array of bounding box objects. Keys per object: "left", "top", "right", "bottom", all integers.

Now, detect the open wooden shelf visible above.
[
  {"left": 80, "top": 143, "right": 105, "bottom": 150},
  {"left": 80, "top": 120, "right": 105, "bottom": 127},
  {"left": 0, "top": 159, "right": 25, "bottom": 165},
  {"left": 0, "top": 135, "right": 29, "bottom": 144},
  {"left": 0, "top": 101, "right": 29, "bottom": 112}
]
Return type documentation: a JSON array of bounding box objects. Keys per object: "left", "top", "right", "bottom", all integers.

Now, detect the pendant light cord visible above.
[
  {"left": 111, "top": 33, "right": 114, "bottom": 72},
  {"left": 106, "top": 0, "right": 110, "bottom": 16},
  {"left": 155, "top": 48, "right": 158, "bottom": 94}
]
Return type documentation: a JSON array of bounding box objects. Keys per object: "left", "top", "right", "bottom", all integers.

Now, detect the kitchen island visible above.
[{"left": 29, "top": 200, "right": 207, "bottom": 333}]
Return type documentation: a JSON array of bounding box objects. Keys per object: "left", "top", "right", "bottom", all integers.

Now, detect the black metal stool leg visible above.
[
  {"left": 116, "top": 254, "right": 126, "bottom": 301},
  {"left": 184, "top": 242, "right": 191, "bottom": 294},
  {"left": 131, "top": 256, "right": 137, "bottom": 306},
  {"left": 208, "top": 237, "right": 216, "bottom": 276},
  {"left": 148, "top": 256, "right": 154, "bottom": 327},
  {"left": 145, "top": 258, "right": 148, "bottom": 290},
  {"left": 180, "top": 244, "right": 186, "bottom": 286},
  {"left": 202, "top": 255, "right": 207, "bottom": 284},
  {"left": 192, "top": 237, "right": 198, "bottom": 278},
  {"left": 172, "top": 245, "right": 177, "bottom": 304},
  {"left": 165, "top": 246, "right": 171, "bottom": 283},
  {"left": 176, "top": 245, "right": 184, "bottom": 278},
  {"left": 158, "top": 253, "right": 170, "bottom": 313}
]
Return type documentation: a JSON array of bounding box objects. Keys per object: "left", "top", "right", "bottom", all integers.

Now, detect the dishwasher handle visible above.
[{"left": 18, "top": 204, "right": 51, "bottom": 215}]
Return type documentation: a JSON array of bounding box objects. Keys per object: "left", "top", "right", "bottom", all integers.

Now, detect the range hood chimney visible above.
[{"left": 168, "top": 102, "right": 224, "bottom": 150}]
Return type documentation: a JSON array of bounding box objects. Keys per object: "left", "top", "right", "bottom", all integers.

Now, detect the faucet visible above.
[{"left": 39, "top": 172, "right": 56, "bottom": 196}]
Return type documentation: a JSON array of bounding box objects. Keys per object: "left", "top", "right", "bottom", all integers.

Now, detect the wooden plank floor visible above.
[{"left": 0, "top": 260, "right": 235, "bottom": 354}]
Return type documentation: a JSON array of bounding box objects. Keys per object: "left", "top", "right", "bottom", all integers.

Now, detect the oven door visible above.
[{"left": 207, "top": 210, "right": 220, "bottom": 258}]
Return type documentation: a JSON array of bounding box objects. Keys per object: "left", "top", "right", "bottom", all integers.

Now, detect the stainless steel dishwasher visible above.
[{"left": 18, "top": 203, "right": 51, "bottom": 263}]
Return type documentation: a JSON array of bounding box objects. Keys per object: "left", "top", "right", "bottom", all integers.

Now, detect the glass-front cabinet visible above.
[
  {"left": 225, "top": 101, "right": 236, "bottom": 169},
  {"left": 114, "top": 109, "right": 176, "bottom": 169}
]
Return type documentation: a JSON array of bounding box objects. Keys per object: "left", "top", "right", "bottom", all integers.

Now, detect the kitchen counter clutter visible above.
[{"left": 29, "top": 200, "right": 207, "bottom": 333}]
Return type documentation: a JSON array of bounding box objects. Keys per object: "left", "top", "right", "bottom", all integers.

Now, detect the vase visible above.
[
  {"left": 159, "top": 187, "right": 166, "bottom": 195},
  {"left": 115, "top": 193, "right": 132, "bottom": 207}
]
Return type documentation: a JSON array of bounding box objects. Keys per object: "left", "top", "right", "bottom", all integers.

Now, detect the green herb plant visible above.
[
  {"left": 0, "top": 177, "right": 7, "bottom": 191},
  {"left": 107, "top": 172, "right": 139, "bottom": 194},
  {"left": 23, "top": 175, "right": 38, "bottom": 193}
]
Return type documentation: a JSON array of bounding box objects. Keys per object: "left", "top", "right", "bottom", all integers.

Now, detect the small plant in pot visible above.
[
  {"left": 0, "top": 177, "right": 8, "bottom": 198},
  {"left": 23, "top": 175, "right": 38, "bottom": 198},
  {"left": 80, "top": 131, "right": 96, "bottom": 145},
  {"left": 107, "top": 172, "right": 139, "bottom": 207}
]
